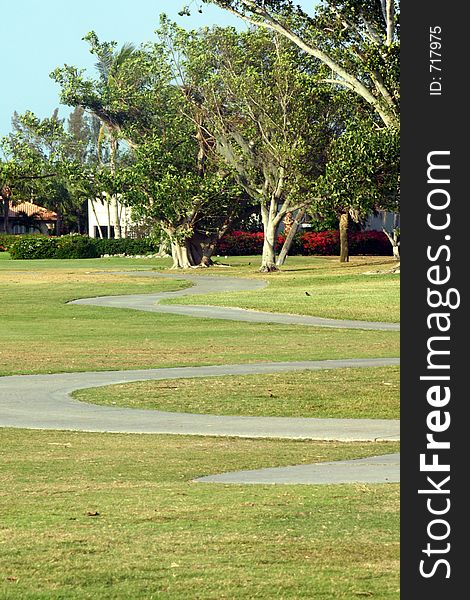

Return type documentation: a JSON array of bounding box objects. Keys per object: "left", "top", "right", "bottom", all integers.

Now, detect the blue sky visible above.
[{"left": 0, "top": 0, "right": 315, "bottom": 137}]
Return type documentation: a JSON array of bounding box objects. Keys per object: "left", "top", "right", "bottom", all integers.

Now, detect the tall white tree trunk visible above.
[
  {"left": 383, "top": 227, "right": 400, "bottom": 260},
  {"left": 260, "top": 219, "right": 278, "bottom": 272},
  {"left": 90, "top": 199, "right": 104, "bottom": 239},
  {"left": 106, "top": 196, "right": 112, "bottom": 239},
  {"left": 112, "top": 195, "right": 122, "bottom": 239}
]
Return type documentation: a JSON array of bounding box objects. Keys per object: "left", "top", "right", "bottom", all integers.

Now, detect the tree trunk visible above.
[
  {"left": 383, "top": 227, "right": 400, "bottom": 260},
  {"left": 109, "top": 137, "right": 121, "bottom": 239},
  {"left": 56, "top": 211, "right": 63, "bottom": 236},
  {"left": 106, "top": 196, "right": 112, "bottom": 239},
  {"left": 260, "top": 220, "right": 279, "bottom": 272},
  {"left": 170, "top": 238, "right": 192, "bottom": 269},
  {"left": 112, "top": 195, "right": 122, "bottom": 239},
  {"left": 170, "top": 234, "right": 217, "bottom": 269},
  {"left": 277, "top": 207, "right": 306, "bottom": 266},
  {"left": 1, "top": 185, "right": 12, "bottom": 233},
  {"left": 90, "top": 200, "right": 104, "bottom": 239},
  {"left": 201, "top": 242, "right": 217, "bottom": 266},
  {"left": 191, "top": 235, "right": 215, "bottom": 267},
  {"left": 2, "top": 196, "right": 10, "bottom": 234},
  {"left": 339, "top": 212, "right": 349, "bottom": 263}
]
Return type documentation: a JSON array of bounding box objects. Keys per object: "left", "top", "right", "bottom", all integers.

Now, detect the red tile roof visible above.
[{"left": 8, "top": 201, "right": 57, "bottom": 221}]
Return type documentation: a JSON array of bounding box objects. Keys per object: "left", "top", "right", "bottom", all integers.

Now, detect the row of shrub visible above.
[
  {"left": 3, "top": 229, "right": 391, "bottom": 260},
  {"left": 0, "top": 233, "right": 28, "bottom": 252},
  {"left": 216, "top": 230, "right": 392, "bottom": 256},
  {"left": 5, "top": 234, "right": 161, "bottom": 260}
]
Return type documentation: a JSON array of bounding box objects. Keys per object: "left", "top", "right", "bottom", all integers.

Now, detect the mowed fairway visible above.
[
  {"left": 0, "top": 253, "right": 400, "bottom": 598},
  {"left": 0, "top": 430, "right": 399, "bottom": 600},
  {"left": 75, "top": 366, "right": 400, "bottom": 419},
  {"left": 163, "top": 255, "right": 400, "bottom": 323},
  {"left": 0, "top": 255, "right": 399, "bottom": 376}
]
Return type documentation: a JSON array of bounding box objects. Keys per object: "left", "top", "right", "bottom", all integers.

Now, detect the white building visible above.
[{"left": 88, "top": 195, "right": 133, "bottom": 238}]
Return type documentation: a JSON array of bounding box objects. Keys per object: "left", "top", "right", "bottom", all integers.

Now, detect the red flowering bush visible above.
[
  {"left": 217, "top": 231, "right": 265, "bottom": 255},
  {"left": 217, "top": 229, "right": 392, "bottom": 256},
  {"left": 301, "top": 231, "right": 340, "bottom": 255}
]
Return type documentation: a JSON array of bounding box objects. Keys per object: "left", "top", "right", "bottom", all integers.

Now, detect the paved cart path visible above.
[
  {"left": 196, "top": 453, "right": 401, "bottom": 485},
  {"left": 1, "top": 270, "right": 400, "bottom": 484},
  {"left": 71, "top": 271, "right": 400, "bottom": 331}
]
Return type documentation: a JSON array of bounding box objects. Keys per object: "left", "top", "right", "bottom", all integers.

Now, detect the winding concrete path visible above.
[
  {"left": 0, "top": 359, "right": 399, "bottom": 440},
  {"left": 1, "top": 270, "right": 400, "bottom": 484},
  {"left": 71, "top": 271, "right": 400, "bottom": 331},
  {"left": 196, "top": 453, "right": 401, "bottom": 485}
]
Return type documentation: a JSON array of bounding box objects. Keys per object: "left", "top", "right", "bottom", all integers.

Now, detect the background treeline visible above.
[{"left": 1, "top": 1, "right": 400, "bottom": 269}]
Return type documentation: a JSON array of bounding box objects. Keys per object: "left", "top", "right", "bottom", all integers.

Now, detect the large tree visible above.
[
  {"left": 52, "top": 33, "right": 148, "bottom": 238},
  {"left": 52, "top": 30, "right": 246, "bottom": 266},
  {"left": 1, "top": 110, "right": 99, "bottom": 235},
  {"left": 204, "top": 0, "right": 399, "bottom": 129},
  {"left": 1, "top": 112, "right": 72, "bottom": 234},
  {"left": 174, "top": 24, "right": 341, "bottom": 271},
  {"left": 120, "top": 132, "right": 245, "bottom": 268},
  {"left": 314, "top": 118, "right": 399, "bottom": 262}
]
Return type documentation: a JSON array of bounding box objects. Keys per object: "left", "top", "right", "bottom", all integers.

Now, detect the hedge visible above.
[
  {"left": 8, "top": 236, "right": 58, "bottom": 259},
  {"left": 0, "top": 234, "right": 49, "bottom": 253},
  {"left": 216, "top": 230, "right": 391, "bottom": 256},
  {"left": 6, "top": 230, "right": 391, "bottom": 259},
  {"left": 8, "top": 235, "right": 161, "bottom": 260},
  {"left": 95, "top": 237, "right": 160, "bottom": 256}
]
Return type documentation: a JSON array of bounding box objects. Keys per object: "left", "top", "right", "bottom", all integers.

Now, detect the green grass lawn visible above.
[
  {"left": 75, "top": 366, "right": 400, "bottom": 419},
  {"left": 0, "top": 253, "right": 400, "bottom": 598},
  {"left": 0, "top": 256, "right": 399, "bottom": 376},
  {"left": 0, "top": 429, "right": 399, "bottom": 600},
  {"left": 163, "top": 255, "right": 400, "bottom": 323}
]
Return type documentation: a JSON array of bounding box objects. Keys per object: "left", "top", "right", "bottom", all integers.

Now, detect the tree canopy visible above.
[
  {"left": 167, "top": 23, "right": 347, "bottom": 269},
  {"left": 3, "top": 3, "right": 400, "bottom": 268},
  {"left": 203, "top": 0, "right": 399, "bottom": 129}
]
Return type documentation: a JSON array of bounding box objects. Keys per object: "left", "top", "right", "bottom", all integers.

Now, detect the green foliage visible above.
[
  {"left": 205, "top": 1, "right": 400, "bottom": 129},
  {"left": 314, "top": 120, "right": 400, "bottom": 219},
  {"left": 9, "top": 235, "right": 98, "bottom": 260},
  {"left": 54, "top": 234, "right": 99, "bottom": 259},
  {"left": 1, "top": 111, "right": 99, "bottom": 234},
  {"left": 51, "top": 27, "right": 247, "bottom": 263},
  {"left": 51, "top": 31, "right": 171, "bottom": 145},
  {"left": 0, "top": 233, "right": 24, "bottom": 251},
  {"left": 94, "top": 237, "right": 161, "bottom": 256},
  {"left": 171, "top": 21, "right": 346, "bottom": 266},
  {"left": 8, "top": 234, "right": 162, "bottom": 260},
  {"left": 9, "top": 235, "right": 58, "bottom": 259}
]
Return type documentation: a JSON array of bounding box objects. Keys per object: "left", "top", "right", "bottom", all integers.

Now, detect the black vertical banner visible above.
[{"left": 401, "top": 2, "right": 468, "bottom": 597}]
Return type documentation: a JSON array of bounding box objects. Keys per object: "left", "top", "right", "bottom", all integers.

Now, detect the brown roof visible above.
[{"left": 8, "top": 201, "right": 57, "bottom": 221}]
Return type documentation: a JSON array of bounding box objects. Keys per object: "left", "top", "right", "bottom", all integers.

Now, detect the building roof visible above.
[{"left": 8, "top": 201, "right": 57, "bottom": 221}]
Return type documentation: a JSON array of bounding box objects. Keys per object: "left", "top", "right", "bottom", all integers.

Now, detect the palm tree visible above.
[{"left": 84, "top": 34, "right": 138, "bottom": 238}]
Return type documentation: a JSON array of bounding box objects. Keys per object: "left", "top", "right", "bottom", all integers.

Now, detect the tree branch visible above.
[{"left": 211, "top": 0, "right": 399, "bottom": 129}]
